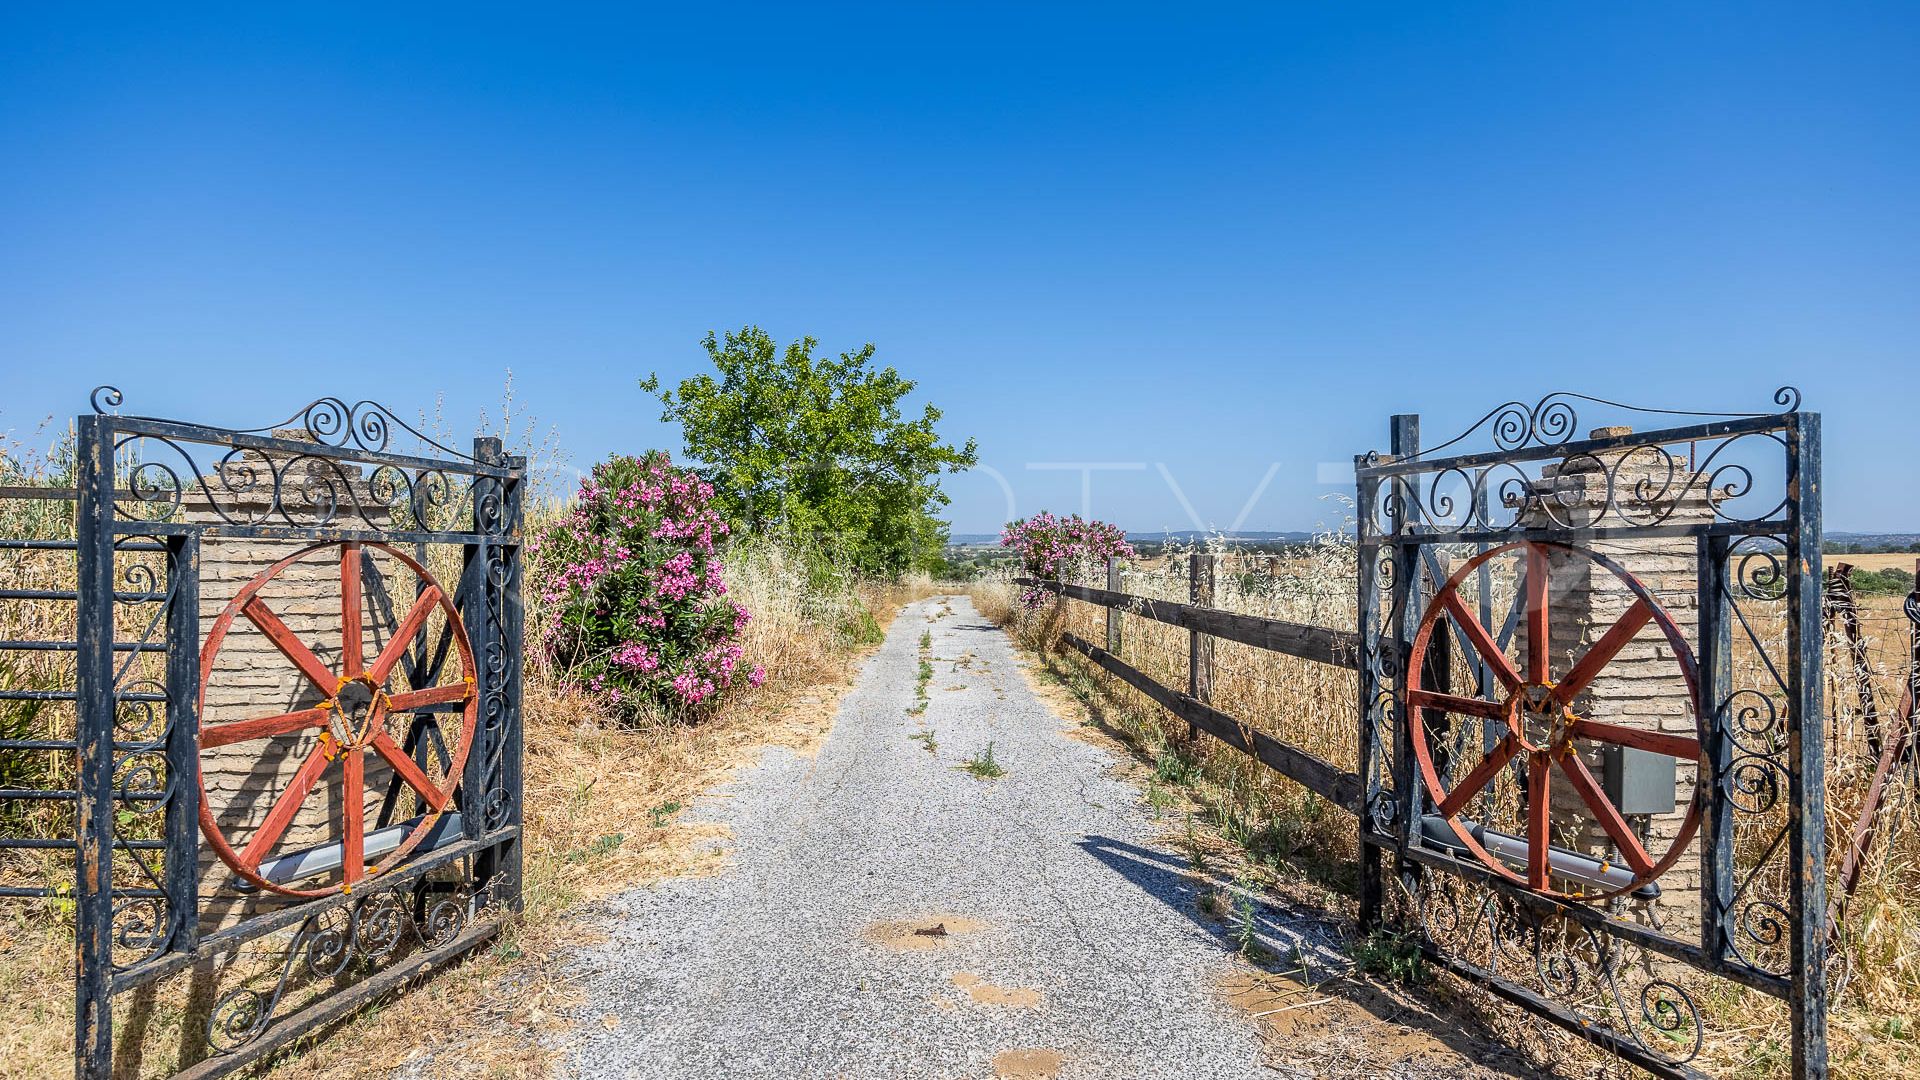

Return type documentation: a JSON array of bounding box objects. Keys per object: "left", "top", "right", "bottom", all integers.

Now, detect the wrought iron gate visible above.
[
  {"left": 1355, "top": 391, "right": 1826, "bottom": 1078},
  {"left": 1, "top": 388, "right": 524, "bottom": 1079}
]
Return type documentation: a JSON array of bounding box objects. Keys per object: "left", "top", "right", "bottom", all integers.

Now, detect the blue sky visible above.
[{"left": 1, "top": 4, "right": 1914, "bottom": 533}]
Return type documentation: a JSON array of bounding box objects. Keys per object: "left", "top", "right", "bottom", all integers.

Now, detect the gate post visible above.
[
  {"left": 1787, "top": 412, "right": 1828, "bottom": 1078},
  {"left": 498, "top": 452, "right": 526, "bottom": 914},
  {"left": 1357, "top": 414, "right": 1422, "bottom": 934},
  {"left": 1387, "top": 416, "right": 1424, "bottom": 909},
  {"left": 462, "top": 437, "right": 526, "bottom": 915},
  {"left": 73, "top": 413, "right": 115, "bottom": 1080}
]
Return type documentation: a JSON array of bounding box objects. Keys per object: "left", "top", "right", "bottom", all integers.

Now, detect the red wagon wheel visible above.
[
  {"left": 196, "top": 541, "right": 477, "bottom": 898},
  {"left": 1406, "top": 540, "right": 1704, "bottom": 902}
]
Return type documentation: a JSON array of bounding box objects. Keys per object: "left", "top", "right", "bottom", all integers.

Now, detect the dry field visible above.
[
  {"left": 972, "top": 544, "right": 1920, "bottom": 1080},
  {"left": 1828, "top": 553, "right": 1920, "bottom": 574}
]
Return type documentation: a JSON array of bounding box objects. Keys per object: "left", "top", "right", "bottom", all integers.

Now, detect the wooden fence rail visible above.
[
  {"left": 1016, "top": 576, "right": 1362, "bottom": 667},
  {"left": 1016, "top": 566, "right": 1365, "bottom": 812}
]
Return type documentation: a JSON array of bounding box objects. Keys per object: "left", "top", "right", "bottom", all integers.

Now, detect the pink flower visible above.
[{"left": 533, "top": 450, "right": 761, "bottom": 718}]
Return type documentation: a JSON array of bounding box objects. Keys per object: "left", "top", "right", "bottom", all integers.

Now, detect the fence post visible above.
[
  {"left": 1105, "top": 556, "right": 1123, "bottom": 656},
  {"left": 73, "top": 414, "right": 115, "bottom": 1080},
  {"left": 1188, "top": 553, "right": 1214, "bottom": 745}
]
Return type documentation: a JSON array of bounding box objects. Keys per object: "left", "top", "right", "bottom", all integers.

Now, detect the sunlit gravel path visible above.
[{"left": 557, "top": 595, "right": 1329, "bottom": 1080}]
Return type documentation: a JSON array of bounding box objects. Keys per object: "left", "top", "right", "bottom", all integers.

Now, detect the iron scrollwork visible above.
[
  {"left": 110, "top": 432, "right": 472, "bottom": 532},
  {"left": 90, "top": 384, "right": 508, "bottom": 534},
  {"left": 1409, "top": 875, "right": 1707, "bottom": 1069},
  {"left": 91, "top": 385, "right": 484, "bottom": 464},
  {"left": 1411, "top": 386, "right": 1801, "bottom": 460},
  {"left": 1373, "top": 388, "right": 1802, "bottom": 537},
  {"left": 107, "top": 535, "right": 181, "bottom": 971},
  {"left": 205, "top": 881, "right": 473, "bottom": 1053}
]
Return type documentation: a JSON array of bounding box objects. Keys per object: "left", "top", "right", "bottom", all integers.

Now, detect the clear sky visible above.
[{"left": 1, "top": 4, "right": 1914, "bottom": 534}]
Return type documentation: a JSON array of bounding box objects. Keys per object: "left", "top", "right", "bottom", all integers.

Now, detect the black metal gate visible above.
[
  {"left": 0, "top": 388, "right": 524, "bottom": 1079},
  {"left": 1355, "top": 390, "right": 1826, "bottom": 1077}
]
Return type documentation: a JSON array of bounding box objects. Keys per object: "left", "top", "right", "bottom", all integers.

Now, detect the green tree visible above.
[{"left": 641, "top": 327, "right": 977, "bottom": 575}]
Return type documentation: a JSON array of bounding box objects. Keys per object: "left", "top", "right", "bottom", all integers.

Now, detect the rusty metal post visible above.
[
  {"left": 1785, "top": 411, "right": 1829, "bottom": 1078},
  {"left": 73, "top": 414, "right": 115, "bottom": 1080}
]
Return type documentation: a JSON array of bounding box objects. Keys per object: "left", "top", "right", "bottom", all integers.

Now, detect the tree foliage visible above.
[{"left": 641, "top": 327, "right": 977, "bottom": 575}]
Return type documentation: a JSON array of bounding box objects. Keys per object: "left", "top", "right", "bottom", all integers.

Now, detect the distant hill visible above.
[
  {"left": 946, "top": 529, "right": 1322, "bottom": 549},
  {"left": 1827, "top": 532, "right": 1920, "bottom": 553}
]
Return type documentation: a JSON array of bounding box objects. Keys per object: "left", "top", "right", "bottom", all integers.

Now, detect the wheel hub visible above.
[
  {"left": 1514, "top": 682, "right": 1574, "bottom": 753},
  {"left": 327, "top": 676, "right": 388, "bottom": 749}
]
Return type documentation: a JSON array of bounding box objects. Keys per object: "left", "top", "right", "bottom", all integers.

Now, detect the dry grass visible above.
[
  {"left": 1829, "top": 553, "right": 1919, "bottom": 574},
  {"left": 976, "top": 541, "right": 1365, "bottom": 894}
]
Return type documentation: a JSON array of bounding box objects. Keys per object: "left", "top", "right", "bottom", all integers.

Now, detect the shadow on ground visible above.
[{"left": 1077, "top": 829, "right": 1560, "bottom": 1079}]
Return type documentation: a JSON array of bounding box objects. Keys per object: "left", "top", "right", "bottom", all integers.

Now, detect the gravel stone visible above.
[{"left": 559, "top": 596, "right": 1342, "bottom": 1079}]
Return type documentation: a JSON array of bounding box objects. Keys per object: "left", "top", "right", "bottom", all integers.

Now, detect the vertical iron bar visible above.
[
  {"left": 1475, "top": 485, "right": 1498, "bottom": 757},
  {"left": 497, "top": 453, "right": 526, "bottom": 913},
  {"left": 163, "top": 532, "right": 201, "bottom": 954},
  {"left": 73, "top": 414, "right": 115, "bottom": 1080},
  {"left": 1786, "top": 412, "right": 1828, "bottom": 1078},
  {"left": 460, "top": 438, "right": 500, "bottom": 856},
  {"left": 1698, "top": 533, "right": 1733, "bottom": 960},
  {"left": 1418, "top": 547, "right": 1454, "bottom": 783},
  {"left": 1355, "top": 453, "right": 1383, "bottom": 933},
  {"left": 1388, "top": 416, "right": 1423, "bottom": 909}
]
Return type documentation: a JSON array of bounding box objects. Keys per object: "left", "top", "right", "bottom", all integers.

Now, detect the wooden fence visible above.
[{"left": 1017, "top": 552, "right": 1366, "bottom": 812}]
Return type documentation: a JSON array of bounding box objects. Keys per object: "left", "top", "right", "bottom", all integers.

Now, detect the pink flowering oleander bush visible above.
[
  {"left": 529, "top": 452, "right": 764, "bottom": 720},
  {"left": 999, "top": 512, "right": 1135, "bottom": 609}
]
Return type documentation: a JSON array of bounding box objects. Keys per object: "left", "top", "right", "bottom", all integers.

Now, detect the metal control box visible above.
[{"left": 1601, "top": 743, "right": 1679, "bottom": 816}]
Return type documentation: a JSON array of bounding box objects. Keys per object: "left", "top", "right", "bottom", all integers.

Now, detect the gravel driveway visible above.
[{"left": 559, "top": 595, "right": 1344, "bottom": 1080}]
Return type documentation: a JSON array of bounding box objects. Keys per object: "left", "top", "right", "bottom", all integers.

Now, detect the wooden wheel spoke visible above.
[
  {"left": 242, "top": 597, "right": 338, "bottom": 691},
  {"left": 386, "top": 682, "right": 471, "bottom": 711},
  {"left": 340, "top": 542, "right": 364, "bottom": 677},
  {"left": 1573, "top": 718, "right": 1701, "bottom": 762},
  {"left": 200, "top": 706, "right": 329, "bottom": 750},
  {"left": 1526, "top": 753, "right": 1551, "bottom": 890},
  {"left": 1408, "top": 689, "right": 1508, "bottom": 722},
  {"left": 1558, "top": 752, "right": 1657, "bottom": 875},
  {"left": 200, "top": 541, "right": 481, "bottom": 898},
  {"left": 1436, "top": 735, "right": 1521, "bottom": 818},
  {"left": 370, "top": 731, "right": 451, "bottom": 811},
  {"left": 368, "top": 586, "right": 442, "bottom": 685},
  {"left": 1553, "top": 599, "right": 1654, "bottom": 708},
  {"left": 238, "top": 742, "right": 332, "bottom": 868},
  {"left": 1439, "top": 590, "right": 1523, "bottom": 691},
  {"left": 1525, "top": 544, "right": 1551, "bottom": 685},
  {"left": 342, "top": 748, "right": 364, "bottom": 884}
]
